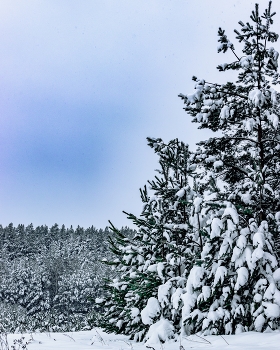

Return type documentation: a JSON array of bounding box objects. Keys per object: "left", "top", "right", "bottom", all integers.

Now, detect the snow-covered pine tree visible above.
[
  {"left": 179, "top": 1, "right": 280, "bottom": 335},
  {"left": 100, "top": 138, "right": 201, "bottom": 342}
]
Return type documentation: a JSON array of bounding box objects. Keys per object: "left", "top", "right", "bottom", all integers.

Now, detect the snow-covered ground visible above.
[{"left": 4, "top": 328, "right": 280, "bottom": 350}]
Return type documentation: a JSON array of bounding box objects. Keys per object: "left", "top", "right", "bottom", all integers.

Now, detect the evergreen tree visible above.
[
  {"left": 101, "top": 1, "right": 280, "bottom": 340},
  {"left": 179, "top": 1, "right": 280, "bottom": 335},
  {"left": 100, "top": 138, "right": 200, "bottom": 341}
]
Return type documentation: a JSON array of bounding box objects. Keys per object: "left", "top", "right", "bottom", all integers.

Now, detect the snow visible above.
[
  {"left": 131, "top": 308, "right": 140, "bottom": 317},
  {"left": 235, "top": 267, "right": 249, "bottom": 290},
  {"left": 193, "top": 197, "right": 203, "bottom": 213},
  {"left": 145, "top": 318, "right": 174, "bottom": 344},
  {"left": 253, "top": 230, "right": 265, "bottom": 248},
  {"left": 251, "top": 246, "right": 264, "bottom": 263},
  {"left": 205, "top": 155, "right": 216, "bottom": 163},
  {"left": 267, "top": 112, "right": 279, "bottom": 128},
  {"left": 222, "top": 207, "right": 239, "bottom": 225},
  {"left": 270, "top": 88, "right": 277, "bottom": 106},
  {"left": 116, "top": 320, "right": 124, "bottom": 329},
  {"left": 157, "top": 262, "right": 165, "bottom": 279},
  {"left": 213, "top": 160, "right": 223, "bottom": 170},
  {"left": 185, "top": 83, "right": 204, "bottom": 104},
  {"left": 254, "top": 293, "right": 262, "bottom": 303},
  {"left": 262, "top": 302, "right": 280, "bottom": 318},
  {"left": 240, "top": 55, "right": 253, "bottom": 69},
  {"left": 219, "top": 105, "right": 230, "bottom": 123},
  {"left": 240, "top": 192, "right": 251, "bottom": 204},
  {"left": 171, "top": 287, "right": 183, "bottom": 309},
  {"left": 140, "top": 297, "right": 161, "bottom": 325},
  {"left": 219, "top": 63, "right": 229, "bottom": 70},
  {"left": 186, "top": 266, "right": 205, "bottom": 291},
  {"left": 95, "top": 298, "right": 104, "bottom": 304},
  {"left": 248, "top": 89, "right": 266, "bottom": 107},
  {"left": 176, "top": 188, "right": 186, "bottom": 198},
  {"left": 213, "top": 266, "right": 227, "bottom": 286},
  {"left": 244, "top": 118, "right": 255, "bottom": 132},
  {"left": 181, "top": 266, "right": 205, "bottom": 319},
  {"left": 268, "top": 47, "right": 279, "bottom": 61},
  {"left": 158, "top": 281, "right": 172, "bottom": 307},
  {"left": 236, "top": 235, "right": 247, "bottom": 249},
  {"left": 210, "top": 218, "right": 223, "bottom": 238},
  {"left": 147, "top": 264, "right": 157, "bottom": 272},
  {"left": 254, "top": 314, "right": 265, "bottom": 332},
  {"left": 273, "top": 268, "right": 280, "bottom": 282},
  {"left": 263, "top": 283, "right": 280, "bottom": 305},
  {"left": 3, "top": 328, "right": 280, "bottom": 350}
]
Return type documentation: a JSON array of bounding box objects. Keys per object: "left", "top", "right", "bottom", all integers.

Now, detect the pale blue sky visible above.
[{"left": 0, "top": 0, "right": 278, "bottom": 229}]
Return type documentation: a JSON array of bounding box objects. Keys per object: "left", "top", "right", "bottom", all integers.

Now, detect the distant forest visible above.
[{"left": 0, "top": 223, "right": 135, "bottom": 332}]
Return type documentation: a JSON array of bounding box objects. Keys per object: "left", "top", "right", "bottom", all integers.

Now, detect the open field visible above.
[{"left": 3, "top": 328, "right": 280, "bottom": 350}]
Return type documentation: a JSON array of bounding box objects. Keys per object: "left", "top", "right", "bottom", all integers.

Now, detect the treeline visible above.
[{"left": 0, "top": 223, "right": 134, "bottom": 332}]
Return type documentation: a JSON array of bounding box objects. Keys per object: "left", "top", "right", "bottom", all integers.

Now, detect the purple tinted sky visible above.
[{"left": 0, "top": 0, "right": 279, "bottom": 229}]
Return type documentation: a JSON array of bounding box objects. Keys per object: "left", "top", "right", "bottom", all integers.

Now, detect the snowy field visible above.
[{"left": 5, "top": 328, "right": 280, "bottom": 350}]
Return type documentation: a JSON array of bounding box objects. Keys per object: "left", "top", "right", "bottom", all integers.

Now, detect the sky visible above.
[{"left": 0, "top": 0, "right": 279, "bottom": 230}]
